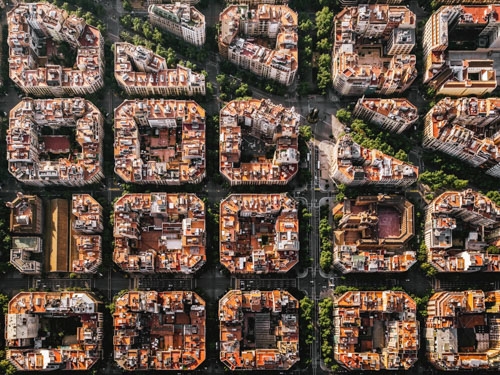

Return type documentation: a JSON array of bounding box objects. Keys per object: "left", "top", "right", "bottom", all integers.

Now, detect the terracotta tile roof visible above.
[
  {"left": 113, "top": 291, "right": 205, "bottom": 371},
  {"left": 219, "top": 290, "right": 298, "bottom": 370},
  {"left": 220, "top": 193, "right": 298, "bottom": 274},
  {"left": 113, "top": 193, "right": 205, "bottom": 274},
  {"left": 334, "top": 291, "right": 419, "bottom": 371}
]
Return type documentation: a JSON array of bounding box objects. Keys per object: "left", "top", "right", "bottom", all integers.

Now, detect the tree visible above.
[
  {"left": 336, "top": 109, "right": 351, "bottom": 125},
  {"left": 299, "top": 125, "right": 313, "bottom": 142},
  {"left": 299, "top": 18, "right": 315, "bottom": 33},
  {"left": 394, "top": 149, "right": 408, "bottom": 162},
  {"left": 316, "top": 38, "right": 332, "bottom": 53},
  {"left": 316, "top": 7, "right": 334, "bottom": 39},
  {"left": 487, "top": 245, "right": 500, "bottom": 254},
  {"left": 235, "top": 83, "right": 251, "bottom": 98}
]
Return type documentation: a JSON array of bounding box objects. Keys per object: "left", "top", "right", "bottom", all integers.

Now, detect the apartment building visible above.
[
  {"left": 114, "top": 99, "right": 205, "bottom": 185},
  {"left": 423, "top": 97, "right": 500, "bottom": 177},
  {"left": 8, "top": 3, "right": 104, "bottom": 97},
  {"left": 423, "top": 5, "right": 500, "bottom": 96},
  {"left": 332, "top": 5, "right": 417, "bottom": 96},
  {"left": 334, "top": 291, "right": 419, "bottom": 371},
  {"left": 353, "top": 97, "right": 418, "bottom": 134},
  {"left": 6, "top": 291, "right": 103, "bottom": 371},
  {"left": 220, "top": 193, "right": 298, "bottom": 274},
  {"left": 7, "top": 193, "right": 43, "bottom": 235},
  {"left": 220, "top": 99, "right": 299, "bottom": 186},
  {"left": 114, "top": 290, "right": 205, "bottom": 371},
  {"left": 339, "top": 0, "right": 404, "bottom": 5},
  {"left": 114, "top": 42, "right": 205, "bottom": 96},
  {"left": 434, "top": 0, "right": 500, "bottom": 3},
  {"left": 219, "top": 290, "right": 299, "bottom": 371},
  {"left": 71, "top": 194, "right": 103, "bottom": 274},
  {"left": 426, "top": 290, "right": 500, "bottom": 370},
  {"left": 329, "top": 134, "right": 418, "bottom": 187},
  {"left": 218, "top": 4, "right": 298, "bottom": 86},
  {"left": 7, "top": 98, "right": 104, "bottom": 187},
  {"left": 149, "top": 3, "right": 205, "bottom": 46},
  {"left": 148, "top": 0, "right": 200, "bottom": 4},
  {"left": 333, "top": 195, "right": 416, "bottom": 273},
  {"left": 113, "top": 193, "right": 205, "bottom": 274},
  {"left": 424, "top": 190, "right": 500, "bottom": 272},
  {"left": 6, "top": 192, "right": 43, "bottom": 274}
]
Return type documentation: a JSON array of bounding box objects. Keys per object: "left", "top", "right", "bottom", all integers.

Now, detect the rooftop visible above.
[
  {"left": 332, "top": 134, "right": 418, "bottom": 185},
  {"left": 426, "top": 190, "right": 500, "bottom": 272},
  {"left": 7, "top": 192, "right": 42, "bottom": 235},
  {"left": 219, "top": 4, "right": 298, "bottom": 79},
  {"left": 220, "top": 193, "right": 298, "bottom": 274},
  {"left": 7, "top": 98, "right": 103, "bottom": 186},
  {"left": 355, "top": 97, "right": 418, "bottom": 127},
  {"left": 113, "top": 290, "right": 205, "bottom": 371},
  {"left": 219, "top": 290, "right": 299, "bottom": 371},
  {"left": 149, "top": 3, "right": 205, "bottom": 29},
  {"left": 114, "top": 42, "right": 205, "bottom": 93},
  {"left": 114, "top": 99, "right": 205, "bottom": 184},
  {"left": 6, "top": 291, "right": 103, "bottom": 371},
  {"left": 333, "top": 195, "right": 416, "bottom": 273},
  {"left": 333, "top": 5, "right": 417, "bottom": 94},
  {"left": 425, "top": 97, "right": 500, "bottom": 168},
  {"left": 7, "top": 3, "right": 103, "bottom": 95},
  {"left": 426, "top": 290, "right": 500, "bottom": 370},
  {"left": 334, "top": 291, "right": 419, "bottom": 371},
  {"left": 220, "top": 99, "right": 299, "bottom": 185},
  {"left": 113, "top": 193, "right": 205, "bottom": 273}
]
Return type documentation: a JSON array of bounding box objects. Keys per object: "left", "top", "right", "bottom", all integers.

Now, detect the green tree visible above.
[
  {"left": 235, "top": 83, "right": 251, "bottom": 98},
  {"left": 336, "top": 109, "right": 351, "bottom": 125},
  {"left": 316, "top": 7, "right": 334, "bottom": 39},
  {"left": 299, "top": 125, "right": 313, "bottom": 142},
  {"left": 316, "top": 38, "right": 332, "bottom": 53},
  {"left": 394, "top": 149, "right": 408, "bottom": 161}
]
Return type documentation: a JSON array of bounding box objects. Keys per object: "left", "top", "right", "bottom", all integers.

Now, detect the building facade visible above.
[
  {"left": 329, "top": 134, "right": 418, "bottom": 187},
  {"left": 353, "top": 97, "right": 418, "bottom": 134},
  {"left": 218, "top": 4, "right": 298, "bottom": 86},
  {"left": 332, "top": 5, "right": 417, "bottom": 96},
  {"left": 7, "top": 3, "right": 104, "bottom": 96},
  {"left": 114, "top": 42, "right": 205, "bottom": 96},
  {"left": 148, "top": 3, "right": 205, "bottom": 46},
  {"left": 7, "top": 98, "right": 104, "bottom": 186},
  {"left": 423, "top": 97, "right": 500, "bottom": 177}
]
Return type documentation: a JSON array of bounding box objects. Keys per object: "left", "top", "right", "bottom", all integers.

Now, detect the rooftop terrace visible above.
[
  {"left": 425, "top": 190, "right": 500, "bottom": 272},
  {"left": 7, "top": 98, "right": 103, "bottom": 186},
  {"left": 113, "top": 193, "right": 205, "bottom": 274},
  {"left": 114, "top": 290, "right": 205, "bottom": 371},
  {"left": 114, "top": 99, "right": 205, "bottom": 185},
  {"left": 220, "top": 193, "right": 298, "bottom": 274},
  {"left": 334, "top": 290, "right": 419, "bottom": 371},
  {"left": 219, "top": 290, "right": 299, "bottom": 371},
  {"left": 8, "top": 3, "right": 103, "bottom": 95},
  {"left": 220, "top": 99, "right": 299, "bottom": 186},
  {"left": 6, "top": 291, "right": 103, "bottom": 371},
  {"left": 333, "top": 195, "right": 416, "bottom": 273},
  {"left": 426, "top": 290, "right": 500, "bottom": 370}
]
